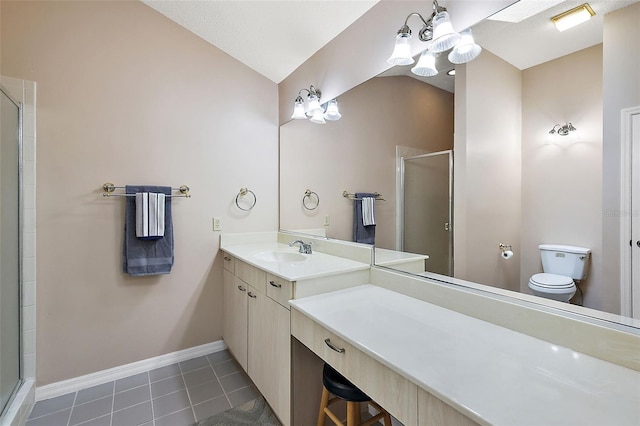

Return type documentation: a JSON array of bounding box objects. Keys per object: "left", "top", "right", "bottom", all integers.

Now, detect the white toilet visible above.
[{"left": 528, "top": 244, "right": 591, "bottom": 302}]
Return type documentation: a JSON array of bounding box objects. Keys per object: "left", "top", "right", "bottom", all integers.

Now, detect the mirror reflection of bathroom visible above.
[{"left": 280, "top": 0, "right": 640, "bottom": 316}]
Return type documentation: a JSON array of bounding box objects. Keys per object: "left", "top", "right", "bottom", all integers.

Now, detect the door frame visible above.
[{"left": 620, "top": 105, "right": 640, "bottom": 318}]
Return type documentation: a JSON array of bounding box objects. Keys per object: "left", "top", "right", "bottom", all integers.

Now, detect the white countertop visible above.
[
  {"left": 290, "top": 285, "right": 640, "bottom": 426},
  {"left": 220, "top": 241, "right": 370, "bottom": 281},
  {"left": 374, "top": 247, "right": 428, "bottom": 266}
]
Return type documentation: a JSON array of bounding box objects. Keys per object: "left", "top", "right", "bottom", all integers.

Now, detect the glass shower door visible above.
[
  {"left": 401, "top": 150, "right": 453, "bottom": 276},
  {"left": 0, "top": 87, "right": 21, "bottom": 415}
]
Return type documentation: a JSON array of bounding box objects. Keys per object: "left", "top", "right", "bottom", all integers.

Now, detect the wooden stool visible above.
[{"left": 317, "top": 364, "right": 392, "bottom": 426}]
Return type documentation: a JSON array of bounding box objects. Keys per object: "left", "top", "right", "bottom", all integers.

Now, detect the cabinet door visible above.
[
  {"left": 223, "top": 269, "right": 248, "bottom": 372},
  {"left": 248, "top": 288, "right": 291, "bottom": 426}
]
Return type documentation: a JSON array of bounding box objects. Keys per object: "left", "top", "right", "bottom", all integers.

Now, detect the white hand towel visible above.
[
  {"left": 136, "top": 192, "right": 165, "bottom": 238},
  {"left": 362, "top": 196, "right": 376, "bottom": 226}
]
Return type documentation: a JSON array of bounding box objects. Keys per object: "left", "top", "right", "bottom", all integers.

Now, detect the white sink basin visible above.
[{"left": 254, "top": 250, "right": 308, "bottom": 263}]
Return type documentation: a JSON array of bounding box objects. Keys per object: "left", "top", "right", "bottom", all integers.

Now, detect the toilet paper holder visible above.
[{"left": 499, "top": 243, "right": 514, "bottom": 259}]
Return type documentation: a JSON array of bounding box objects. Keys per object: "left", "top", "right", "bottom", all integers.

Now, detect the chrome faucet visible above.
[{"left": 289, "top": 239, "right": 313, "bottom": 254}]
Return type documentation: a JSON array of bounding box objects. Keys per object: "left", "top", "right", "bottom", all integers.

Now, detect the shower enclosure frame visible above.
[
  {"left": 398, "top": 149, "right": 454, "bottom": 276},
  {"left": 0, "top": 83, "right": 24, "bottom": 418}
]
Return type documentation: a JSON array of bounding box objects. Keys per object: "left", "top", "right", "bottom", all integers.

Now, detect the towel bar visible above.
[
  {"left": 102, "top": 183, "right": 191, "bottom": 198},
  {"left": 342, "top": 191, "right": 385, "bottom": 201}
]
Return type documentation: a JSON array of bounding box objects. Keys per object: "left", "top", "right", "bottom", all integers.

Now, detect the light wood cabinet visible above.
[
  {"left": 418, "top": 388, "right": 479, "bottom": 426},
  {"left": 222, "top": 269, "right": 248, "bottom": 371},
  {"left": 222, "top": 256, "right": 292, "bottom": 426}
]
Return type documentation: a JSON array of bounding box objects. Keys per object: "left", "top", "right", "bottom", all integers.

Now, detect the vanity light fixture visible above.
[
  {"left": 291, "top": 85, "right": 341, "bottom": 124},
  {"left": 549, "top": 122, "right": 577, "bottom": 136},
  {"left": 387, "top": 0, "right": 481, "bottom": 77},
  {"left": 551, "top": 3, "right": 595, "bottom": 32}
]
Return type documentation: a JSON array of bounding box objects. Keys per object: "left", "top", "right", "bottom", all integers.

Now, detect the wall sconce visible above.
[
  {"left": 551, "top": 3, "right": 595, "bottom": 32},
  {"left": 291, "top": 85, "right": 341, "bottom": 124},
  {"left": 549, "top": 123, "right": 577, "bottom": 136},
  {"left": 387, "top": 0, "right": 481, "bottom": 77}
]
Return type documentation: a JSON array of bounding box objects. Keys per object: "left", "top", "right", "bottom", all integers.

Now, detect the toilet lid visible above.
[{"left": 530, "top": 273, "right": 574, "bottom": 288}]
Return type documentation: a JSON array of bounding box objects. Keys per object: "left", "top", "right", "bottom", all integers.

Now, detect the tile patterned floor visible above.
[{"left": 26, "top": 350, "right": 260, "bottom": 426}]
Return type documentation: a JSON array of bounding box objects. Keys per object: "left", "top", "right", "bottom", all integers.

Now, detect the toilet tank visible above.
[{"left": 539, "top": 244, "right": 591, "bottom": 280}]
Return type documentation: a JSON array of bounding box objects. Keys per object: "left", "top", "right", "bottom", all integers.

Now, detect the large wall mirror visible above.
[{"left": 280, "top": 0, "right": 640, "bottom": 326}]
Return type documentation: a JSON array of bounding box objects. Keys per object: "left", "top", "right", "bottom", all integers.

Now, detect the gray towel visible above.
[
  {"left": 353, "top": 192, "right": 376, "bottom": 245},
  {"left": 123, "top": 185, "right": 174, "bottom": 276}
]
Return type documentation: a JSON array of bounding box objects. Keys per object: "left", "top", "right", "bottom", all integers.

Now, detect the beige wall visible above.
[
  {"left": 1, "top": 1, "right": 278, "bottom": 386},
  {"left": 280, "top": 76, "right": 453, "bottom": 249},
  {"left": 602, "top": 3, "right": 640, "bottom": 315},
  {"left": 521, "top": 45, "right": 603, "bottom": 307},
  {"left": 454, "top": 50, "right": 522, "bottom": 291}
]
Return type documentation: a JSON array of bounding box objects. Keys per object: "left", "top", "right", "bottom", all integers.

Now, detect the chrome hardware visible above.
[
  {"left": 289, "top": 239, "right": 313, "bottom": 254},
  {"left": 247, "top": 292, "right": 257, "bottom": 298},
  {"left": 324, "top": 338, "right": 345, "bottom": 353},
  {"left": 237, "top": 285, "right": 246, "bottom": 292},
  {"left": 637, "top": 241, "right": 640, "bottom": 248},
  {"left": 444, "top": 222, "right": 450, "bottom": 231},
  {"left": 269, "top": 280, "right": 282, "bottom": 288}
]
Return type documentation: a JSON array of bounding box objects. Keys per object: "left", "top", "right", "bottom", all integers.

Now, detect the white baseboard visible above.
[{"left": 35, "top": 340, "right": 227, "bottom": 402}]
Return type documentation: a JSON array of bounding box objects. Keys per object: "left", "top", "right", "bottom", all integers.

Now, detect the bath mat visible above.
[{"left": 192, "top": 396, "right": 281, "bottom": 426}]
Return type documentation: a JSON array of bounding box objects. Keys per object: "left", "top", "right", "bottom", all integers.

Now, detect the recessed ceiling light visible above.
[
  {"left": 447, "top": 69, "right": 456, "bottom": 76},
  {"left": 551, "top": 3, "right": 595, "bottom": 32}
]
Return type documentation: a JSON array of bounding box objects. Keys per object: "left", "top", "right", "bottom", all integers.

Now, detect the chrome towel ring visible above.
[
  {"left": 235, "top": 187, "right": 256, "bottom": 211},
  {"left": 303, "top": 189, "right": 319, "bottom": 210}
]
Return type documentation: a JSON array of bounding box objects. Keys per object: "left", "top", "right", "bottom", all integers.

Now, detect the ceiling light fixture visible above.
[
  {"left": 291, "top": 86, "right": 342, "bottom": 124},
  {"left": 549, "top": 122, "right": 577, "bottom": 136},
  {"left": 550, "top": 3, "right": 595, "bottom": 32},
  {"left": 387, "top": 0, "right": 481, "bottom": 77}
]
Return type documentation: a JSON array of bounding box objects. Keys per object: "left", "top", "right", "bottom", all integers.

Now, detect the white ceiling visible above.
[
  {"left": 141, "top": 0, "right": 379, "bottom": 83},
  {"left": 142, "top": 0, "right": 638, "bottom": 86}
]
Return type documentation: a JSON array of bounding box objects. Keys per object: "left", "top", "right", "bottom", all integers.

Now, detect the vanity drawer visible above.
[
  {"left": 222, "top": 253, "right": 235, "bottom": 273},
  {"left": 266, "top": 273, "right": 293, "bottom": 309},
  {"left": 291, "top": 309, "right": 418, "bottom": 425},
  {"left": 235, "top": 260, "right": 266, "bottom": 294}
]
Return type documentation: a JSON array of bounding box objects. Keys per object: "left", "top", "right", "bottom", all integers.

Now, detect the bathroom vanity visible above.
[{"left": 221, "top": 232, "right": 640, "bottom": 426}]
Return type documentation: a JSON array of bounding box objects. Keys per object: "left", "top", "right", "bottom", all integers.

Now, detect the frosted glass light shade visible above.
[
  {"left": 387, "top": 33, "right": 414, "bottom": 66},
  {"left": 323, "top": 99, "right": 342, "bottom": 121},
  {"left": 551, "top": 4, "right": 595, "bottom": 32},
  {"left": 447, "top": 29, "right": 482, "bottom": 64},
  {"left": 306, "top": 94, "right": 322, "bottom": 116},
  {"left": 291, "top": 99, "right": 307, "bottom": 119},
  {"left": 411, "top": 49, "right": 438, "bottom": 77},
  {"left": 309, "top": 108, "right": 326, "bottom": 124},
  {"left": 430, "top": 11, "right": 461, "bottom": 53}
]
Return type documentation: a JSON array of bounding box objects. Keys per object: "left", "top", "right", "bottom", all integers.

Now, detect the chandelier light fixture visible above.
[
  {"left": 387, "top": 0, "right": 482, "bottom": 77},
  {"left": 549, "top": 122, "right": 577, "bottom": 137},
  {"left": 291, "top": 85, "right": 341, "bottom": 124}
]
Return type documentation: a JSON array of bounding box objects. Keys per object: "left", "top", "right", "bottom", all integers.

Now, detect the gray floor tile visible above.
[
  {"left": 115, "top": 372, "right": 149, "bottom": 393},
  {"left": 76, "top": 413, "right": 111, "bottom": 426},
  {"left": 154, "top": 407, "right": 195, "bottom": 426},
  {"left": 69, "top": 395, "right": 113, "bottom": 426},
  {"left": 28, "top": 393, "right": 76, "bottom": 419},
  {"left": 183, "top": 366, "right": 216, "bottom": 388},
  {"left": 192, "top": 395, "right": 231, "bottom": 421},
  {"left": 152, "top": 388, "right": 191, "bottom": 418},
  {"left": 113, "top": 385, "right": 151, "bottom": 412},
  {"left": 76, "top": 382, "right": 114, "bottom": 405},
  {"left": 187, "top": 379, "right": 224, "bottom": 405},
  {"left": 212, "top": 358, "right": 242, "bottom": 378},
  {"left": 149, "top": 364, "right": 181, "bottom": 382},
  {"left": 179, "top": 356, "right": 210, "bottom": 373},
  {"left": 150, "top": 375, "right": 185, "bottom": 398},
  {"left": 227, "top": 384, "right": 260, "bottom": 408},
  {"left": 112, "top": 401, "right": 153, "bottom": 426},
  {"left": 219, "top": 371, "right": 253, "bottom": 393},
  {"left": 207, "top": 350, "right": 232, "bottom": 365},
  {"left": 26, "top": 408, "right": 72, "bottom": 426}
]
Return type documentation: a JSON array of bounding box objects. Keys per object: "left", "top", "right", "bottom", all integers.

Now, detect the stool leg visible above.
[
  {"left": 382, "top": 411, "right": 392, "bottom": 426},
  {"left": 317, "top": 387, "right": 330, "bottom": 426},
  {"left": 346, "top": 401, "right": 359, "bottom": 426}
]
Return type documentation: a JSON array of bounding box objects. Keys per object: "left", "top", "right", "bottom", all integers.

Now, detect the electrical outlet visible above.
[
  {"left": 213, "top": 217, "right": 222, "bottom": 231},
  {"left": 323, "top": 215, "right": 330, "bottom": 226}
]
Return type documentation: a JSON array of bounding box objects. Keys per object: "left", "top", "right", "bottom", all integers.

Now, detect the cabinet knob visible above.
[
  {"left": 224, "top": 256, "right": 231, "bottom": 261},
  {"left": 237, "top": 285, "right": 246, "bottom": 292},
  {"left": 248, "top": 292, "right": 257, "bottom": 299},
  {"left": 269, "top": 280, "right": 282, "bottom": 288}
]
